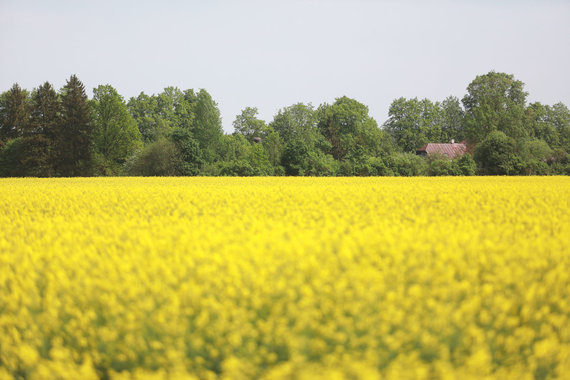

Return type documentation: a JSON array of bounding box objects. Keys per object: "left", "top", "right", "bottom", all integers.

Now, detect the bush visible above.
[
  {"left": 519, "top": 139, "right": 553, "bottom": 162},
  {"left": 91, "top": 152, "right": 117, "bottom": 176},
  {"left": 522, "top": 160, "right": 550, "bottom": 175},
  {"left": 387, "top": 153, "right": 427, "bottom": 176},
  {"left": 452, "top": 154, "right": 477, "bottom": 176},
  {"left": 219, "top": 160, "right": 255, "bottom": 176},
  {"left": 424, "top": 153, "right": 476, "bottom": 177},
  {"left": 548, "top": 150, "right": 570, "bottom": 175},
  {"left": 305, "top": 152, "right": 338, "bottom": 176},
  {"left": 272, "top": 165, "right": 286, "bottom": 176},
  {"left": 427, "top": 154, "right": 454, "bottom": 176},
  {"left": 474, "top": 131, "right": 523, "bottom": 175},
  {"left": 125, "top": 139, "right": 180, "bottom": 176},
  {"left": 366, "top": 156, "right": 393, "bottom": 176}
]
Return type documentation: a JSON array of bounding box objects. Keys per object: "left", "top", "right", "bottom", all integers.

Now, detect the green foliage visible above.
[
  {"left": 91, "top": 85, "right": 142, "bottom": 175},
  {"left": 427, "top": 154, "right": 455, "bottom": 176},
  {"left": 127, "top": 87, "right": 186, "bottom": 143},
  {"left": 263, "top": 131, "right": 283, "bottom": 167},
  {"left": 385, "top": 97, "right": 428, "bottom": 153},
  {"left": 192, "top": 89, "right": 223, "bottom": 162},
  {"left": 22, "top": 82, "right": 61, "bottom": 176},
  {"left": 317, "top": 96, "right": 383, "bottom": 160},
  {"left": 305, "top": 151, "right": 338, "bottom": 176},
  {"left": 214, "top": 133, "right": 274, "bottom": 176},
  {"left": 463, "top": 71, "right": 528, "bottom": 143},
  {"left": 441, "top": 96, "right": 465, "bottom": 142},
  {"left": 524, "top": 102, "right": 560, "bottom": 148},
  {"left": 516, "top": 139, "right": 553, "bottom": 175},
  {"left": 233, "top": 107, "right": 270, "bottom": 142},
  {"left": 125, "top": 139, "right": 179, "bottom": 176},
  {"left": 0, "top": 84, "right": 30, "bottom": 141},
  {"left": 128, "top": 87, "right": 223, "bottom": 164},
  {"left": 360, "top": 121, "right": 395, "bottom": 158},
  {"left": 0, "top": 72, "right": 567, "bottom": 178},
  {"left": 452, "top": 153, "right": 477, "bottom": 176},
  {"left": 474, "top": 131, "right": 523, "bottom": 175},
  {"left": 366, "top": 156, "right": 393, "bottom": 176},
  {"left": 387, "top": 153, "right": 428, "bottom": 176},
  {"left": 271, "top": 102, "right": 341, "bottom": 176},
  {"left": 0, "top": 137, "right": 25, "bottom": 177},
  {"left": 339, "top": 146, "right": 371, "bottom": 176},
  {"left": 424, "top": 153, "right": 476, "bottom": 176},
  {"left": 281, "top": 139, "right": 310, "bottom": 176},
  {"left": 170, "top": 128, "right": 203, "bottom": 176},
  {"left": 56, "top": 75, "right": 93, "bottom": 176},
  {"left": 385, "top": 97, "right": 459, "bottom": 153},
  {"left": 550, "top": 103, "right": 570, "bottom": 153},
  {"left": 519, "top": 139, "right": 553, "bottom": 162},
  {"left": 218, "top": 160, "right": 255, "bottom": 176},
  {"left": 155, "top": 87, "right": 185, "bottom": 130},
  {"left": 20, "top": 135, "right": 52, "bottom": 177},
  {"left": 29, "top": 82, "right": 60, "bottom": 139},
  {"left": 249, "top": 142, "right": 273, "bottom": 176},
  {"left": 522, "top": 159, "right": 550, "bottom": 175},
  {"left": 271, "top": 103, "right": 318, "bottom": 143},
  {"left": 218, "top": 134, "right": 252, "bottom": 163},
  {"left": 547, "top": 150, "right": 570, "bottom": 175},
  {"left": 127, "top": 92, "right": 162, "bottom": 143}
]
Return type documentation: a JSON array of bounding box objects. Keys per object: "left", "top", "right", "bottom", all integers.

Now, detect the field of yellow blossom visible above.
[{"left": 0, "top": 177, "right": 569, "bottom": 380}]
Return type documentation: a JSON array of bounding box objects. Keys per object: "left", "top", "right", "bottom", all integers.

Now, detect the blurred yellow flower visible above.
[{"left": 0, "top": 176, "right": 569, "bottom": 379}]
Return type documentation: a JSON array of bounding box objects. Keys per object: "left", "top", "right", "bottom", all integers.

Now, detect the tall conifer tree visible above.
[
  {"left": 0, "top": 83, "right": 30, "bottom": 142},
  {"left": 22, "top": 82, "right": 60, "bottom": 176},
  {"left": 57, "top": 75, "right": 92, "bottom": 176}
]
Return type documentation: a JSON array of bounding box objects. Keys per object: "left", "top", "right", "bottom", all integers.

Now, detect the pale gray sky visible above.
[{"left": 1, "top": 0, "right": 569, "bottom": 133}]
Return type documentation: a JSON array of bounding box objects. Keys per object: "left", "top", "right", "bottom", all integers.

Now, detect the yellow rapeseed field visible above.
[{"left": 0, "top": 177, "right": 569, "bottom": 380}]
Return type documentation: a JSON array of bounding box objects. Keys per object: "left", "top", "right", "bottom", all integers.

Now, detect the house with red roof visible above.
[{"left": 416, "top": 140, "right": 467, "bottom": 159}]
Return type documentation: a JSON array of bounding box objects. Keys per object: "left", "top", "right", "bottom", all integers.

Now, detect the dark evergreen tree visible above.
[
  {"left": 0, "top": 138, "right": 25, "bottom": 176},
  {"left": 56, "top": 75, "right": 92, "bottom": 176},
  {"left": 21, "top": 82, "right": 60, "bottom": 176},
  {"left": 0, "top": 83, "right": 30, "bottom": 143}
]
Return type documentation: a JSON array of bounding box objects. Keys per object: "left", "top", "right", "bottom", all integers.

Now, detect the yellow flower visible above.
[{"left": 0, "top": 177, "right": 569, "bottom": 378}]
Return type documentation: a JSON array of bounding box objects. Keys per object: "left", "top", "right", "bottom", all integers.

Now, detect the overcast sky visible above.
[{"left": 1, "top": 0, "right": 569, "bottom": 133}]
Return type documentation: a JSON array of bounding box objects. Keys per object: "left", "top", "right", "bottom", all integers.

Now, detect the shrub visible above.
[
  {"left": 125, "top": 139, "right": 180, "bottom": 176},
  {"left": 219, "top": 160, "right": 255, "bottom": 176},
  {"left": 452, "top": 153, "right": 477, "bottom": 176},
  {"left": 388, "top": 153, "right": 427, "bottom": 176},
  {"left": 474, "top": 131, "right": 523, "bottom": 175}
]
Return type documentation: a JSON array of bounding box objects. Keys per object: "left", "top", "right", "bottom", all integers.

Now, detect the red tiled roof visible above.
[{"left": 416, "top": 142, "right": 467, "bottom": 159}]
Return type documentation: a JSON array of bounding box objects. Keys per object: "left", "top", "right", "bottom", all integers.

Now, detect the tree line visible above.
[{"left": 1, "top": 71, "right": 569, "bottom": 177}]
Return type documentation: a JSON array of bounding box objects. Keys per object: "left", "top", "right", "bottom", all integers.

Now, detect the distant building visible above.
[{"left": 416, "top": 140, "right": 467, "bottom": 159}]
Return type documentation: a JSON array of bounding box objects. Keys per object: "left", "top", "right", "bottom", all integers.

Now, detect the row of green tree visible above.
[
  {"left": 1, "top": 71, "right": 569, "bottom": 177},
  {"left": 385, "top": 72, "right": 570, "bottom": 175}
]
